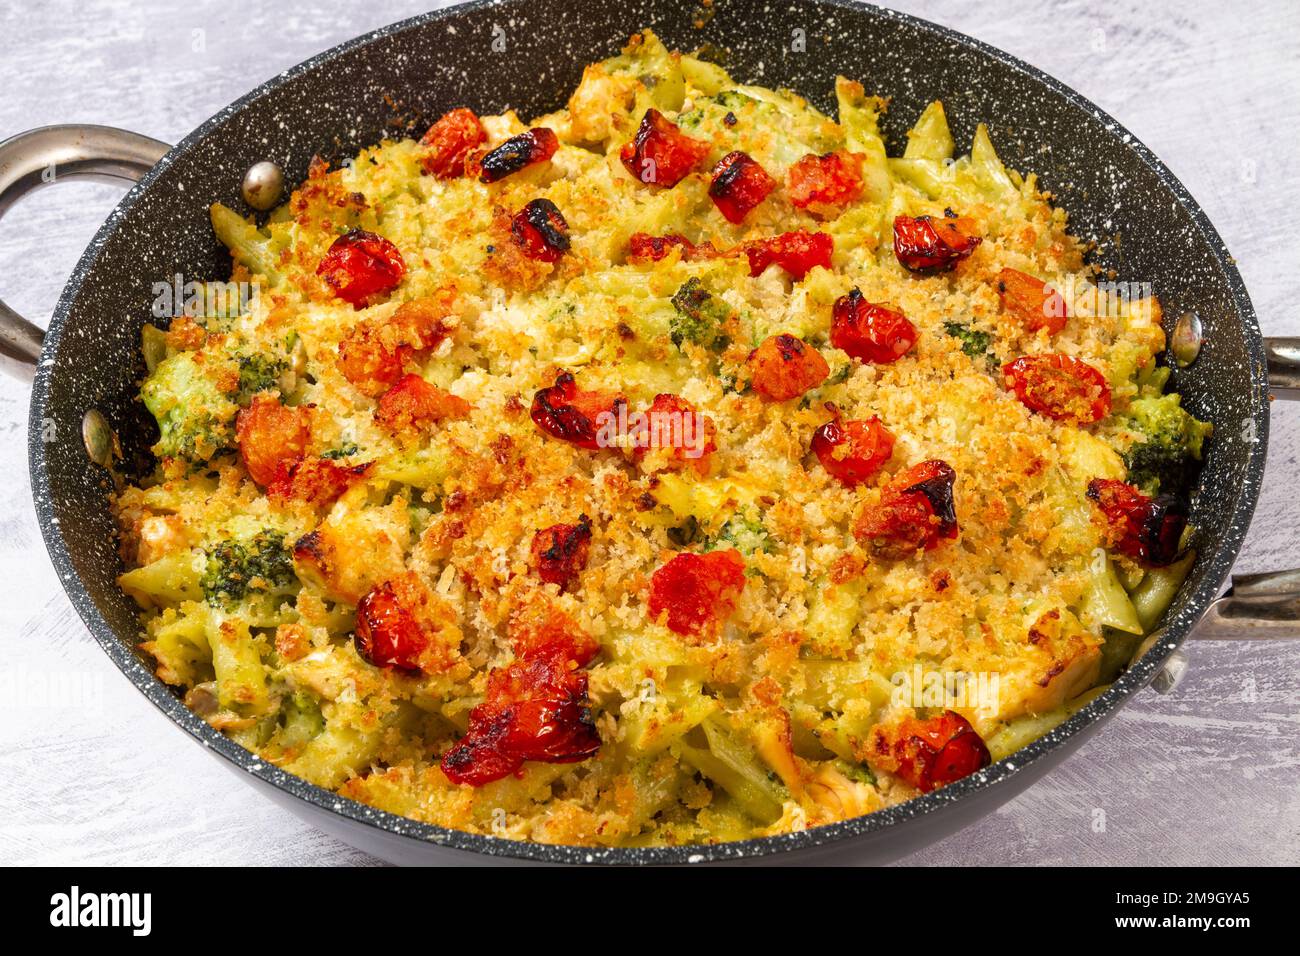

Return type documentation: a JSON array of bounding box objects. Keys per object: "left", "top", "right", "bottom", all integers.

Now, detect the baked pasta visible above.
[{"left": 114, "top": 30, "right": 1212, "bottom": 846}]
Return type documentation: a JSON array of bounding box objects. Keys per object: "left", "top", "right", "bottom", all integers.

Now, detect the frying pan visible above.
[{"left": 4, "top": 0, "right": 1297, "bottom": 865}]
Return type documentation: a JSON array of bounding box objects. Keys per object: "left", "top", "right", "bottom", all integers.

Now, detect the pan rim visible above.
[{"left": 27, "top": 0, "right": 1268, "bottom": 865}]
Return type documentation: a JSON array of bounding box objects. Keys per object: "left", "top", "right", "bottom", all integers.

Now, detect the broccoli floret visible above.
[
  {"left": 1121, "top": 393, "right": 1213, "bottom": 494},
  {"left": 670, "top": 278, "right": 732, "bottom": 351},
  {"left": 320, "top": 441, "right": 360, "bottom": 461},
  {"left": 200, "top": 530, "right": 297, "bottom": 608},
  {"left": 943, "top": 320, "right": 998, "bottom": 369},
  {"left": 141, "top": 351, "right": 238, "bottom": 464},
  {"left": 707, "top": 512, "right": 773, "bottom": 556},
  {"left": 235, "top": 353, "right": 288, "bottom": 404}
]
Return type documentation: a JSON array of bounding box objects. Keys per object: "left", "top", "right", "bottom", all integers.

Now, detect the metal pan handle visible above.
[
  {"left": 1149, "top": 354, "right": 1300, "bottom": 692},
  {"left": 0, "top": 125, "right": 169, "bottom": 381},
  {"left": 1189, "top": 346, "right": 1300, "bottom": 639}
]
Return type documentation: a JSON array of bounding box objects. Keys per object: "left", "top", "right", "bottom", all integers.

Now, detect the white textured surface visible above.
[{"left": 0, "top": 0, "right": 1296, "bottom": 866}]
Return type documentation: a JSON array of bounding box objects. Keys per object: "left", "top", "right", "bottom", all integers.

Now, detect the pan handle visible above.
[
  {"left": 1264, "top": 337, "right": 1300, "bottom": 400},
  {"left": 0, "top": 125, "right": 170, "bottom": 381},
  {"left": 1187, "top": 348, "right": 1300, "bottom": 641},
  {"left": 1192, "top": 569, "right": 1300, "bottom": 640}
]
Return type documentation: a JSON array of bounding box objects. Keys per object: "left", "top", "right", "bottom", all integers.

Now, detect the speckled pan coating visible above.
[{"left": 27, "top": 0, "right": 1266, "bottom": 865}]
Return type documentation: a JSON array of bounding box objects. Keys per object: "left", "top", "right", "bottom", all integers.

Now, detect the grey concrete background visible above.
[{"left": 0, "top": 0, "right": 1295, "bottom": 865}]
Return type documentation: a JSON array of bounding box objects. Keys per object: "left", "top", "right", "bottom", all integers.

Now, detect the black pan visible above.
[{"left": 5, "top": 0, "right": 1297, "bottom": 865}]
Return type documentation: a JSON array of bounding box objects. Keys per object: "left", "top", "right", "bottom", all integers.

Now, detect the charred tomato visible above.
[
  {"left": 708, "top": 150, "right": 776, "bottom": 223},
  {"left": 316, "top": 230, "right": 406, "bottom": 308},
  {"left": 830, "top": 289, "right": 917, "bottom": 364}
]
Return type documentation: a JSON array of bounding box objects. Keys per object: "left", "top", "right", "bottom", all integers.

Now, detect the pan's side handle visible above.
[
  {"left": 1152, "top": 349, "right": 1300, "bottom": 693},
  {"left": 1192, "top": 346, "right": 1300, "bottom": 640},
  {"left": 1193, "top": 569, "right": 1300, "bottom": 640},
  {"left": 1264, "top": 338, "right": 1300, "bottom": 400},
  {"left": 0, "top": 125, "right": 170, "bottom": 380}
]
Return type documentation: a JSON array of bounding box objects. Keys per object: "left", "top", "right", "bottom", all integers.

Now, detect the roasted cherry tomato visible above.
[
  {"left": 875, "top": 710, "right": 991, "bottom": 792},
  {"left": 747, "top": 334, "right": 830, "bottom": 401},
  {"left": 510, "top": 198, "right": 570, "bottom": 262},
  {"left": 708, "top": 150, "right": 776, "bottom": 223},
  {"left": 316, "top": 230, "right": 406, "bottom": 308},
  {"left": 1086, "top": 478, "right": 1188, "bottom": 567},
  {"left": 235, "top": 393, "right": 310, "bottom": 487},
  {"left": 1002, "top": 354, "right": 1111, "bottom": 424},
  {"left": 745, "top": 230, "right": 833, "bottom": 280},
  {"left": 626, "top": 232, "right": 724, "bottom": 264},
  {"left": 632, "top": 393, "right": 718, "bottom": 470},
  {"left": 619, "top": 109, "right": 710, "bottom": 188},
  {"left": 473, "top": 127, "right": 558, "bottom": 183},
  {"left": 830, "top": 288, "right": 917, "bottom": 364},
  {"left": 335, "top": 298, "right": 451, "bottom": 397},
  {"left": 509, "top": 602, "right": 600, "bottom": 667},
  {"left": 787, "top": 151, "right": 865, "bottom": 213},
  {"left": 419, "top": 107, "right": 486, "bottom": 178},
  {"left": 440, "top": 651, "right": 601, "bottom": 786},
  {"left": 628, "top": 232, "right": 694, "bottom": 263},
  {"left": 354, "top": 580, "right": 430, "bottom": 673},
  {"left": 267, "top": 457, "right": 371, "bottom": 508},
  {"left": 811, "top": 407, "right": 896, "bottom": 486},
  {"left": 531, "top": 516, "right": 593, "bottom": 591},
  {"left": 997, "top": 267, "right": 1067, "bottom": 334},
  {"left": 374, "top": 373, "right": 471, "bottom": 434},
  {"left": 893, "top": 214, "right": 981, "bottom": 273},
  {"left": 647, "top": 549, "right": 747, "bottom": 637},
  {"left": 854, "top": 459, "right": 959, "bottom": 558},
  {"left": 530, "top": 371, "right": 624, "bottom": 449}
]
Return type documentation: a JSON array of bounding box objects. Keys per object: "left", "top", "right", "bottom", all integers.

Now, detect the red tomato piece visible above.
[
  {"left": 854, "top": 459, "right": 959, "bottom": 558},
  {"left": 531, "top": 516, "right": 593, "bottom": 591},
  {"left": 632, "top": 393, "right": 718, "bottom": 470},
  {"left": 877, "top": 710, "right": 991, "bottom": 792},
  {"left": 997, "top": 268, "right": 1067, "bottom": 334},
  {"left": 374, "top": 374, "right": 471, "bottom": 434},
  {"left": 472, "top": 127, "right": 558, "bottom": 183},
  {"left": 419, "top": 107, "right": 487, "bottom": 178},
  {"left": 746, "top": 334, "right": 830, "bottom": 401},
  {"left": 627, "top": 232, "right": 694, "bottom": 263},
  {"left": 647, "top": 549, "right": 747, "bottom": 637},
  {"left": 509, "top": 601, "right": 600, "bottom": 668},
  {"left": 619, "top": 109, "right": 710, "bottom": 188},
  {"left": 530, "top": 371, "right": 625, "bottom": 449},
  {"left": 626, "top": 232, "right": 724, "bottom": 264},
  {"left": 440, "top": 652, "right": 601, "bottom": 786},
  {"left": 316, "top": 230, "right": 406, "bottom": 308},
  {"left": 267, "top": 457, "right": 371, "bottom": 508},
  {"left": 510, "top": 198, "right": 570, "bottom": 262},
  {"left": 354, "top": 580, "right": 430, "bottom": 673},
  {"left": 1086, "top": 478, "right": 1188, "bottom": 567},
  {"left": 708, "top": 150, "right": 776, "bottom": 223},
  {"left": 235, "top": 394, "right": 311, "bottom": 488},
  {"left": 892, "top": 214, "right": 981, "bottom": 273},
  {"left": 830, "top": 288, "right": 917, "bottom": 364},
  {"left": 336, "top": 299, "right": 453, "bottom": 397},
  {"left": 1002, "top": 354, "right": 1111, "bottom": 424},
  {"left": 811, "top": 407, "right": 896, "bottom": 486},
  {"left": 745, "top": 230, "right": 833, "bottom": 279},
  {"left": 787, "top": 151, "right": 865, "bottom": 212}
]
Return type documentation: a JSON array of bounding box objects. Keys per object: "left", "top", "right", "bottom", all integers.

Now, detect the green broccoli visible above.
[
  {"left": 943, "top": 320, "right": 998, "bottom": 369},
  {"left": 706, "top": 512, "right": 773, "bottom": 556},
  {"left": 320, "top": 441, "right": 360, "bottom": 460},
  {"left": 200, "top": 530, "right": 297, "bottom": 609},
  {"left": 1121, "top": 393, "right": 1214, "bottom": 494},
  {"left": 141, "top": 351, "right": 238, "bottom": 464},
  {"left": 235, "top": 353, "right": 288, "bottom": 404},
  {"left": 670, "top": 278, "right": 732, "bottom": 351}
]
